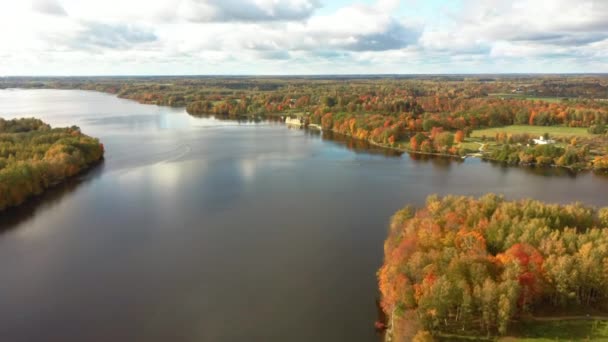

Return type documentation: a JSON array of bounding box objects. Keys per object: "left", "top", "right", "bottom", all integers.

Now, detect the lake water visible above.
[{"left": 0, "top": 89, "right": 607, "bottom": 342}]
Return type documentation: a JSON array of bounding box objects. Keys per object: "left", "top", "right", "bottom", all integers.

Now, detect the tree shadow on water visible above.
[
  {"left": 483, "top": 159, "right": 588, "bottom": 179},
  {"left": 407, "top": 152, "right": 464, "bottom": 169},
  {"left": 321, "top": 131, "right": 403, "bottom": 158},
  {"left": 0, "top": 161, "right": 106, "bottom": 234}
]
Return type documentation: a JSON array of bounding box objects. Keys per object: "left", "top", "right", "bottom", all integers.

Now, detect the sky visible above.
[{"left": 0, "top": 0, "right": 607, "bottom": 75}]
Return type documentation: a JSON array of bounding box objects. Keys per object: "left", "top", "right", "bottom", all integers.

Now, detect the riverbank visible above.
[
  {"left": 314, "top": 127, "right": 464, "bottom": 160},
  {"left": 326, "top": 127, "right": 608, "bottom": 174}
]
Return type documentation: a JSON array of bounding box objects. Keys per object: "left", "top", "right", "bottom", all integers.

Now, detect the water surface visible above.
[{"left": 0, "top": 89, "right": 606, "bottom": 342}]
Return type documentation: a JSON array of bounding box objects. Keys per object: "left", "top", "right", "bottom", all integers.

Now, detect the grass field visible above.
[
  {"left": 488, "top": 94, "right": 568, "bottom": 103},
  {"left": 459, "top": 141, "right": 483, "bottom": 152},
  {"left": 435, "top": 320, "right": 608, "bottom": 341},
  {"left": 500, "top": 319, "right": 608, "bottom": 341},
  {"left": 471, "top": 125, "right": 590, "bottom": 138}
]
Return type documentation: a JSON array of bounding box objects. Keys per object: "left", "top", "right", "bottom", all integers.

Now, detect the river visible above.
[{"left": 0, "top": 89, "right": 606, "bottom": 342}]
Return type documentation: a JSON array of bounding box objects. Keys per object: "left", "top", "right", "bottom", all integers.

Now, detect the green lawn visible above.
[
  {"left": 501, "top": 319, "right": 608, "bottom": 341},
  {"left": 471, "top": 125, "right": 590, "bottom": 138},
  {"left": 459, "top": 141, "right": 482, "bottom": 151}
]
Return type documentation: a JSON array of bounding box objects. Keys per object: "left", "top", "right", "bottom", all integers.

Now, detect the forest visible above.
[
  {"left": 378, "top": 194, "right": 608, "bottom": 341},
  {"left": 2, "top": 75, "right": 608, "bottom": 171},
  {"left": 0, "top": 118, "right": 104, "bottom": 210}
]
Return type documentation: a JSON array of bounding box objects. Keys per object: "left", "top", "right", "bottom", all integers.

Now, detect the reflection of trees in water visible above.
[
  {"left": 304, "top": 129, "right": 321, "bottom": 137},
  {"left": 0, "top": 162, "right": 105, "bottom": 233},
  {"left": 592, "top": 171, "right": 608, "bottom": 181},
  {"left": 191, "top": 115, "right": 592, "bottom": 178},
  {"left": 407, "top": 152, "right": 463, "bottom": 169},
  {"left": 321, "top": 131, "right": 403, "bottom": 158},
  {"left": 483, "top": 159, "right": 581, "bottom": 179},
  {"left": 188, "top": 113, "right": 284, "bottom": 124},
  {"left": 189, "top": 113, "right": 255, "bottom": 123}
]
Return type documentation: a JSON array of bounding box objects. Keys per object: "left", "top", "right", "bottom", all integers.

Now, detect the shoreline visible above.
[
  {"left": 1, "top": 87, "right": 604, "bottom": 174},
  {"left": 0, "top": 147, "right": 104, "bottom": 213},
  {"left": 319, "top": 128, "right": 604, "bottom": 174}
]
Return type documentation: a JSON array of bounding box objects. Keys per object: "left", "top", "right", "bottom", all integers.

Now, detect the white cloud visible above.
[
  {"left": 178, "top": 0, "right": 321, "bottom": 22},
  {"left": 60, "top": 0, "right": 321, "bottom": 23},
  {"left": 31, "top": 0, "right": 67, "bottom": 16}
]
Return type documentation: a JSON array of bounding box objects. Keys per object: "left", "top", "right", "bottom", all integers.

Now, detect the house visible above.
[
  {"left": 285, "top": 116, "right": 306, "bottom": 127},
  {"left": 533, "top": 136, "right": 555, "bottom": 145}
]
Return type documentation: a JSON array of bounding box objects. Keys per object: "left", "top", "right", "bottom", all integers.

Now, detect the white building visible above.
[
  {"left": 285, "top": 116, "right": 305, "bottom": 127},
  {"left": 533, "top": 136, "right": 555, "bottom": 145}
]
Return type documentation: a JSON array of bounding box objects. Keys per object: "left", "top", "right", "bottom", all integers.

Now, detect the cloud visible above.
[
  {"left": 256, "top": 50, "right": 291, "bottom": 60},
  {"left": 296, "top": 2, "right": 421, "bottom": 52},
  {"left": 338, "top": 20, "right": 419, "bottom": 51},
  {"left": 42, "top": 0, "right": 320, "bottom": 24},
  {"left": 161, "top": 0, "right": 420, "bottom": 60},
  {"left": 420, "top": 31, "right": 490, "bottom": 55},
  {"left": 416, "top": 0, "right": 608, "bottom": 69},
  {"left": 177, "top": 0, "right": 321, "bottom": 22},
  {"left": 31, "top": 0, "right": 67, "bottom": 16},
  {"left": 510, "top": 32, "right": 608, "bottom": 46},
  {"left": 457, "top": 0, "right": 608, "bottom": 45},
  {"left": 72, "top": 23, "right": 158, "bottom": 50},
  {"left": 311, "top": 50, "right": 351, "bottom": 59}
]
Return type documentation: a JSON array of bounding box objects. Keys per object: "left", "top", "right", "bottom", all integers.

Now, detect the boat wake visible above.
[{"left": 155, "top": 144, "right": 192, "bottom": 165}]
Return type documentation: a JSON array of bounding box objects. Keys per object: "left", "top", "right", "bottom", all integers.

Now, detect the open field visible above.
[
  {"left": 458, "top": 141, "right": 484, "bottom": 152},
  {"left": 435, "top": 319, "right": 608, "bottom": 341},
  {"left": 488, "top": 93, "right": 568, "bottom": 103},
  {"left": 471, "top": 125, "right": 590, "bottom": 138},
  {"left": 500, "top": 319, "right": 608, "bottom": 341}
]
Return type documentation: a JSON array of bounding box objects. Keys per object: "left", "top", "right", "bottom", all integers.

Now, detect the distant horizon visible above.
[{"left": 3, "top": 72, "right": 608, "bottom": 78}]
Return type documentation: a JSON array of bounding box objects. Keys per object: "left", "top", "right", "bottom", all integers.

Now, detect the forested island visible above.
[
  {"left": 378, "top": 195, "right": 608, "bottom": 341},
  {"left": 2, "top": 75, "right": 608, "bottom": 172},
  {"left": 0, "top": 118, "right": 104, "bottom": 210}
]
